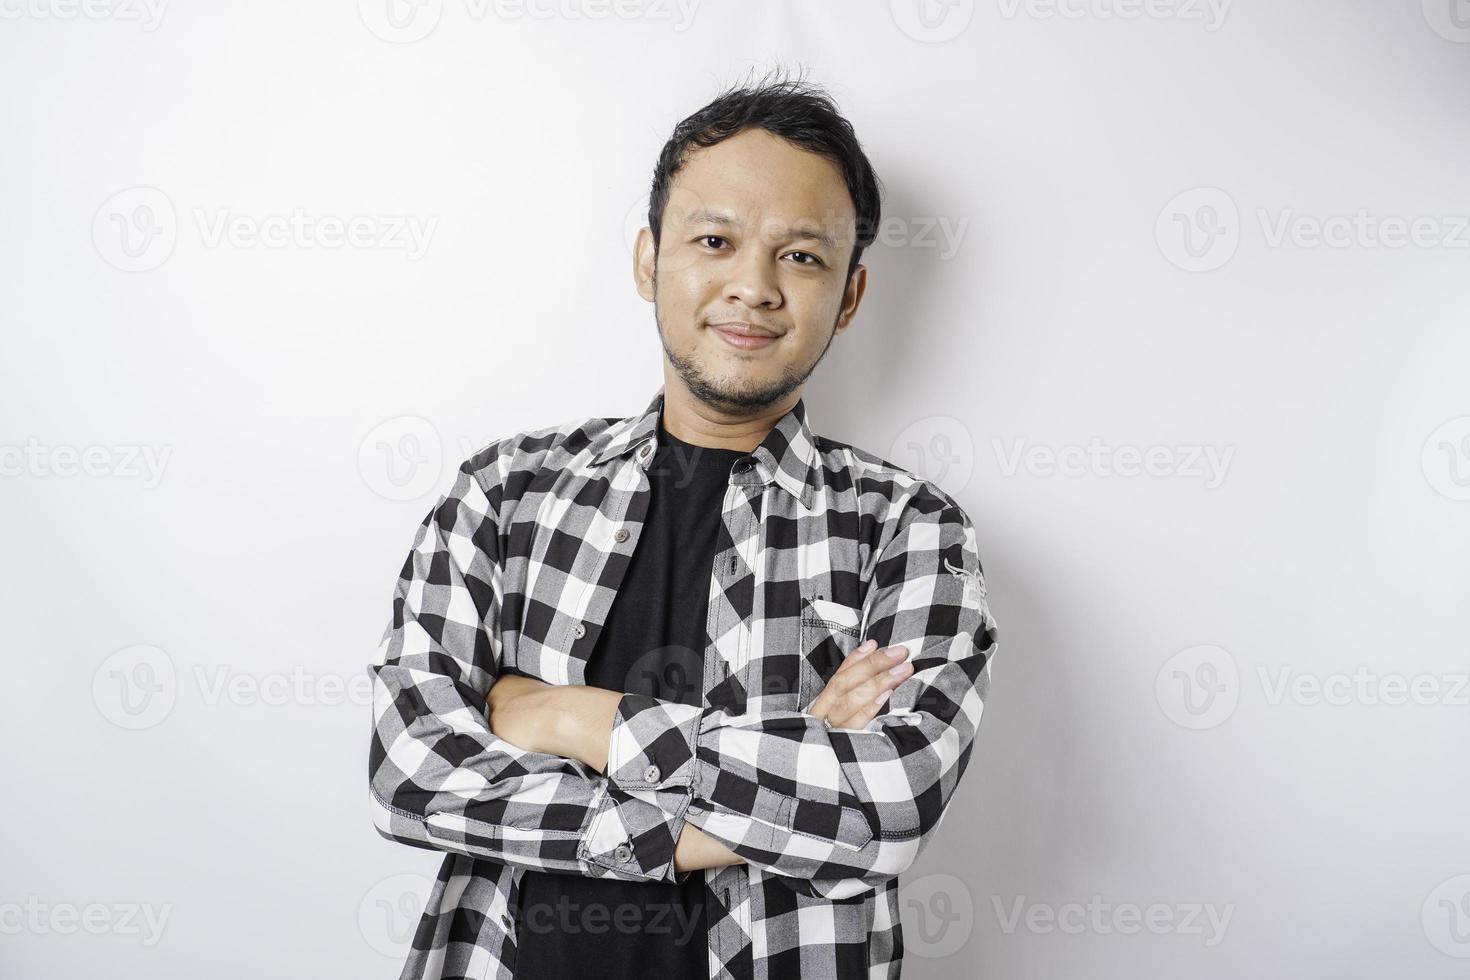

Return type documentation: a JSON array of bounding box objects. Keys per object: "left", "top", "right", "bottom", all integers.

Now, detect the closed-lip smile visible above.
[{"left": 710, "top": 322, "right": 783, "bottom": 350}]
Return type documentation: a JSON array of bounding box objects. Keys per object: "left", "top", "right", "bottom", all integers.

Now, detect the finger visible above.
[
  {"left": 810, "top": 641, "right": 877, "bottom": 712},
  {"left": 826, "top": 644, "right": 910, "bottom": 699},
  {"left": 829, "top": 653, "right": 911, "bottom": 727},
  {"left": 844, "top": 654, "right": 913, "bottom": 708},
  {"left": 823, "top": 641, "right": 876, "bottom": 691},
  {"left": 813, "top": 642, "right": 910, "bottom": 717},
  {"left": 829, "top": 690, "right": 887, "bottom": 730}
]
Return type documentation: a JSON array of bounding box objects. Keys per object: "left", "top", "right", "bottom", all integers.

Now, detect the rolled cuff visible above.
[
  {"left": 578, "top": 779, "right": 693, "bottom": 883},
  {"left": 605, "top": 693, "right": 702, "bottom": 792}
]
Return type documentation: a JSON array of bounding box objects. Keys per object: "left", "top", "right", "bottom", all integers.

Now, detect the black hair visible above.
[{"left": 646, "top": 66, "right": 884, "bottom": 284}]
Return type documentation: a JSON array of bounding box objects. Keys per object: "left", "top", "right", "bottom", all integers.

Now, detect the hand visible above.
[
  {"left": 486, "top": 673, "right": 555, "bottom": 753},
  {"left": 807, "top": 639, "right": 912, "bottom": 730}
]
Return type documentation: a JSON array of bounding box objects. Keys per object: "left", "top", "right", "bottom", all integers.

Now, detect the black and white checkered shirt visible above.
[{"left": 368, "top": 385, "right": 998, "bottom": 979}]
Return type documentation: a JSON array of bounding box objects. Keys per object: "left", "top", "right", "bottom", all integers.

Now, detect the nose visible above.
[{"left": 723, "top": 245, "right": 782, "bottom": 310}]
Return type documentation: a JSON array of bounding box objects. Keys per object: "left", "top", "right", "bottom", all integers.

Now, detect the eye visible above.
[
  {"left": 786, "top": 251, "right": 823, "bottom": 266},
  {"left": 697, "top": 235, "right": 728, "bottom": 249}
]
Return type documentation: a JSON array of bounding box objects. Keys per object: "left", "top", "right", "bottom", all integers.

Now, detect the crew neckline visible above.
[{"left": 656, "top": 413, "right": 751, "bottom": 457}]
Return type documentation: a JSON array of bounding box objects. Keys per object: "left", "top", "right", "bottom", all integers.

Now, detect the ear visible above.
[
  {"left": 833, "top": 264, "right": 867, "bottom": 335},
  {"left": 634, "top": 226, "right": 657, "bottom": 302}
]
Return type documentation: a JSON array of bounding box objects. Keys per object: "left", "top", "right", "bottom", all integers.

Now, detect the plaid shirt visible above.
[{"left": 367, "top": 385, "right": 998, "bottom": 980}]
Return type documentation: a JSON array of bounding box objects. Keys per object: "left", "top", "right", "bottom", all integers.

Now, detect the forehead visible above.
[{"left": 668, "top": 127, "right": 856, "bottom": 236}]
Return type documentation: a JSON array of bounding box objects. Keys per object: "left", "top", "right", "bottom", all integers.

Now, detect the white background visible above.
[{"left": 2, "top": 1, "right": 1468, "bottom": 977}]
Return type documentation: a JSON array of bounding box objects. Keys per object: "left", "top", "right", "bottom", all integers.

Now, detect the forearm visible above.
[
  {"left": 674, "top": 820, "right": 746, "bottom": 872},
  {"left": 519, "top": 683, "right": 622, "bottom": 772},
  {"left": 371, "top": 663, "right": 690, "bottom": 883},
  {"left": 515, "top": 683, "right": 745, "bottom": 873}
]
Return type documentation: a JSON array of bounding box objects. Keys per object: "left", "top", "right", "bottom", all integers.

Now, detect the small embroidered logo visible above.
[{"left": 942, "top": 557, "right": 985, "bottom": 602}]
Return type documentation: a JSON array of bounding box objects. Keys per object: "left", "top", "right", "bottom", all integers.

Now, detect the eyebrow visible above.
[{"left": 683, "top": 209, "right": 841, "bottom": 251}]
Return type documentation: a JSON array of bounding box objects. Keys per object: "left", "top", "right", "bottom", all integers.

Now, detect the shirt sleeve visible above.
[
  {"left": 602, "top": 488, "right": 997, "bottom": 900},
  {"left": 367, "top": 458, "right": 694, "bottom": 884}
]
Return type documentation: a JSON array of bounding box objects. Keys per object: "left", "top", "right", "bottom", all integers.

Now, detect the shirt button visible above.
[
  {"left": 572, "top": 622, "right": 586, "bottom": 639},
  {"left": 643, "top": 764, "right": 660, "bottom": 783},
  {"left": 501, "top": 913, "right": 512, "bottom": 928},
  {"left": 614, "top": 528, "right": 629, "bottom": 544},
  {"left": 614, "top": 842, "right": 633, "bottom": 863}
]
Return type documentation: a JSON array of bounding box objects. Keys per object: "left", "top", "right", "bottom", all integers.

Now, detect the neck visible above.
[{"left": 659, "top": 372, "right": 798, "bottom": 453}]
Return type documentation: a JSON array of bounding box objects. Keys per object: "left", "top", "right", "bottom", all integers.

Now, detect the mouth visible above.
[{"left": 710, "top": 322, "right": 782, "bottom": 351}]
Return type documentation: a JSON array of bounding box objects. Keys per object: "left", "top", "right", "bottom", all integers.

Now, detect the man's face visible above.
[{"left": 634, "top": 127, "right": 867, "bottom": 416}]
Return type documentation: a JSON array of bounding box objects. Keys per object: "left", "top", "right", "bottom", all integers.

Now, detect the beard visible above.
[{"left": 653, "top": 293, "right": 837, "bottom": 417}]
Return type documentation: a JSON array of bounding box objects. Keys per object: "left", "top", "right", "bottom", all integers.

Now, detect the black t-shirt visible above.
[{"left": 512, "top": 412, "right": 747, "bottom": 979}]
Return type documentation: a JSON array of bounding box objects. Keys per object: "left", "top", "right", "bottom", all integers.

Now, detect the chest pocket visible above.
[{"left": 797, "top": 596, "right": 866, "bottom": 708}]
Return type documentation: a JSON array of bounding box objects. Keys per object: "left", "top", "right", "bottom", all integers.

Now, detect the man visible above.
[{"left": 368, "top": 71, "right": 998, "bottom": 980}]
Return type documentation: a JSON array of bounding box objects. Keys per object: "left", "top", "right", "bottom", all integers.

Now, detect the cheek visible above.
[{"left": 657, "top": 264, "right": 713, "bottom": 305}]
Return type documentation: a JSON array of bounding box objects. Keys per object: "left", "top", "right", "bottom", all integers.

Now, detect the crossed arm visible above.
[
  {"left": 484, "top": 637, "right": 919, "bottom": 874},
  {"left": 368, "top": 461, "right": 996, "bottom": 898},
  {"left": 483, "top": 675, "right": 742, "bottom": 874}
]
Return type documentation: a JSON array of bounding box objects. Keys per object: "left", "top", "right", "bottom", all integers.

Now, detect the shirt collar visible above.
[{"left": 590, "top": 384, "right": 819, "bottom": 508}]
